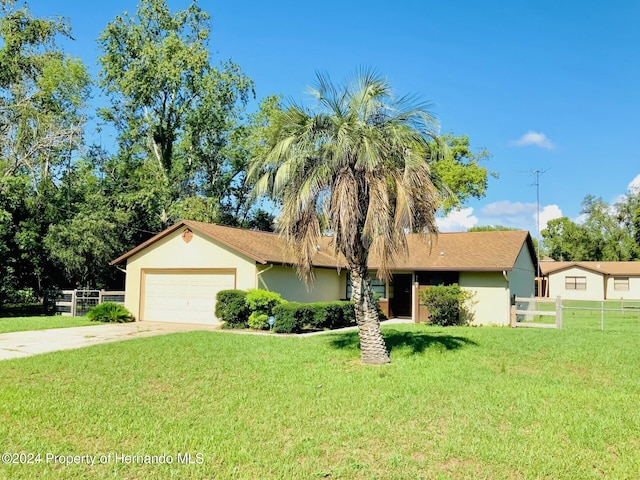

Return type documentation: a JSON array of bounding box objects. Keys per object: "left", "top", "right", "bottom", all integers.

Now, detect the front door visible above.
[{"left": 390, "top": 274, "right": 413, "bottom": 318}]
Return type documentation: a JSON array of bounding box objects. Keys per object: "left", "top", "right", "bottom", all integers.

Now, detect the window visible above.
[
  {"left": 346, "top": 275, "right": 387, "bottom": 299},
  {"left": 415, "top": 271, "right": 459, "bottom": 286},
  {"left": 565, "top": 276, "right": 586, "bottom": 290},
  {"left": 614, "top": 277, "right": 629, "bottom": 291}
]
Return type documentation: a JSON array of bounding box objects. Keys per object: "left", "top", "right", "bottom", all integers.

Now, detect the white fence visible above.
[
  {"left": 511, "top": 296, "right": 562, "bottom": 329},
  {"left": 511, "top": 297, "right": 640, "bottom": 331},
  {"left": 47, "top": 290, "right": 125, "bottom": 316}
]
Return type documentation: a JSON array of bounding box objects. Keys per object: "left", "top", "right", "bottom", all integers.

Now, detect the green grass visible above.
[
  {"left": 1, "top": 324, "right": 640, "bottom": 479},
  {"left": 0, "top": 316, "right": 97, "bottom": 334}
]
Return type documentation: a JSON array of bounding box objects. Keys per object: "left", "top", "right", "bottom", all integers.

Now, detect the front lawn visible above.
[
  {"left": 0, "top": 316, "right": 97, "bottom": 334},
  {"left": 1, "top": 324, "right": 639, "bottom": 479}
]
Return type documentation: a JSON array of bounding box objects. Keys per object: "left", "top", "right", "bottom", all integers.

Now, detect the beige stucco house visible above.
[
  {"left": 111, "top": 220, "right": 537, "bottom": 326},
  {"left": 539, "top": 261, "right": 640, "bottom": 301}
]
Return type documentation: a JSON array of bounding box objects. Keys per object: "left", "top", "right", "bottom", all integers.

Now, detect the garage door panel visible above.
[{"left": 142, "top": 270, "right": 235, "bottom": 324}]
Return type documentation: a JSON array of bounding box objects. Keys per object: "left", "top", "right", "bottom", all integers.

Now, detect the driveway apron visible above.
[{"left": 0, "top": 322, "right": 217, "bottom": 361}]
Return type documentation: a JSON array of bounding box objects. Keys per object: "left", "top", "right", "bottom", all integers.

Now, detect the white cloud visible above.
[
  {"left": 473, "top": 200, "right": 562, "bottom": 234},
  {"left": 573, "top": 213, "right": 588, "bottom": 225},
  {"left": 481, "top": 201, "right": 536, "bottom": 217},
  {"left": 606, "top": 174, "right": 640, "bottom": 210},
  {"left": 511, "top": 131, "right": 555, "bottom": 150},
  {"left": 436, "top": 208, "right": 478, "bottom": 232},
  {"left": 628, "top": 174, "right": 640, "bottom": 193},
  {"left": 537, "top": 204, "right": 562, "bottom": 231}
]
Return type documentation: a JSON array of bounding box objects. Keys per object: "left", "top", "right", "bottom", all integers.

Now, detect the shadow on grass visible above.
[
  {"left": 0, "top": 303, "right": 47, "bottom": 318},
  {"left": 328, "top": 328, "right": 478, "bottom": 355}
]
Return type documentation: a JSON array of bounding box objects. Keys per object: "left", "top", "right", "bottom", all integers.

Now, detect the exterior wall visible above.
[
  {"left": 459, "top": 271, "right": 510, "bottom": 326},
  {"left": 604, "top": 275, "right": 640, "bottom": 300},
  {"left": 547, "top": 267, "right": 605, "bottom": 301},
  {"left": 508, "top": 245, "right": 535, "bottom": 299},
  {"left": 124, "top": 227, "right": 257, "bottom": 320},
  {"left": 258, "top": 265, "right": 347, "bottom": 302}
]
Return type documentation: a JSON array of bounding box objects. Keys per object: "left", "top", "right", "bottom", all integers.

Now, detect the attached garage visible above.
[
  {"left": 140, "top": 269, "right": 236, "bottom": 324},
  {"left": 111, "top": 220, "right": 346, "bottom": 326}
]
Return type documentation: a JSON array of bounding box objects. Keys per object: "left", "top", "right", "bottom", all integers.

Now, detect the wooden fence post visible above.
[
  {"left": 555, "top": 296, "right": 562, "bottom": 328},
  {"left": 71, "top": 290, "right": 77, "bottom": 317}
]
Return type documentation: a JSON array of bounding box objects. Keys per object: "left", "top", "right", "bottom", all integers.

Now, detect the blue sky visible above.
[{"left": 26, "top": 0, "right": 640, "bottom": 237}]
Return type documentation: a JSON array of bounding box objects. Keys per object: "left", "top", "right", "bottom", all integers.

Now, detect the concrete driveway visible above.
[{"left": 0, "top": 322, "right": 219, "bottom": 361}]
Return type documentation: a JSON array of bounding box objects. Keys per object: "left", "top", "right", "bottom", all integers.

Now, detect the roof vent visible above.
[{"left": 440, "top": 251, "right": 445, "bottom": 256}]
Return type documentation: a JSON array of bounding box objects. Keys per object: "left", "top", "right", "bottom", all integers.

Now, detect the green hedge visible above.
[
  {"left": 216, "top": 289, "right": 356, "bottom": 333},
  {"left": 272, "top": 302, "right": 306, "bottom": 333},
  {"left": 215, "top": 290, "right": 250, "bottom": 328},
  {"left": 273, "top": 300, "right": 355, "bottom": 333}
]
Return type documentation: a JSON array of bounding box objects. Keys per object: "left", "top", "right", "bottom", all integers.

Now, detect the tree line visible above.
[
  {"left": 542, "top": 193, "right": 640, "bottom": 262},
  {"left": 0, "top": 0, "right": 493, "bottom": 302}
]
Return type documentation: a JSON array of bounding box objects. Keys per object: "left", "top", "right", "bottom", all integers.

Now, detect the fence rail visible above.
[
  {"left": 562, "top": 299, "right": 640, "bottom": 331},
  {"left": 511, "top": 296, "right": 562, "bottom": 329},
  {"left": 45, "top": 289, "right": 125, "bottom": 316},
  {"left": 510, "top": 297, "right": 640, "bottom": 331}
]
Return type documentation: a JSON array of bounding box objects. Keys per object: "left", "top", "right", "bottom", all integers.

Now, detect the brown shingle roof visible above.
[
  {"left": 111, "top": 220, "right": 535, "bottom": 272},
  {"left": 368, "top": 230, "right": 535, "bottom": 271},
  {"left": 540, "top": 261, "right": 640, "bottom": 276},
  {"left": 109, "top": 220, "right": 342, "bottom": 268}
]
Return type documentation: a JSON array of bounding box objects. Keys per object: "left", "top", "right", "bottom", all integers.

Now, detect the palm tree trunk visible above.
[{"left": 350, "top": 266, "right": 391, "bottom": 364}]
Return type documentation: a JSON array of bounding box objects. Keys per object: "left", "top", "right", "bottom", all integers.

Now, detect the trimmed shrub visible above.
[
  {"left": 340, "top": 301, "right": 356, "bottom": 326},
  {"left": 309, "top": 301, "right": 355, "bottom": 329},
  {"left": 87, "top": 302, "right": 134, "bottom": 323},
  {"left": 215, "top": 290, "right": 250, "bottom": 328},
  {"left": 272, "top": 302, "right": 305, "bottom": 333},
  {"left": 245, "top": 289, "right": 283, "bottom": 315},
  {"left": 248, "top": 311, "right": 269, "bottom": 330},
  {"left": 420, "top": 284, "right": 476, "bottom": 326},
  {"left": 245, "top": 289, "right": 284, "bottom": 330},
  {"left": 272, "top": 300, "right": 356, "bottom": 333}
]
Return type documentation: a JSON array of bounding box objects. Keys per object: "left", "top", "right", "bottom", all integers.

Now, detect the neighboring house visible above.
[
  {"left": 110, "top": 220, "right": 537, "bottom": 326},
  {"left": 539, "top": 261, "right": 640, "bottom": 301}
]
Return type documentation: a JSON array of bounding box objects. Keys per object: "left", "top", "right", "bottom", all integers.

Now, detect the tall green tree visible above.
[
  {"left": 431, "top": 133, "right": 496, "bottom": 213},
  {"left": 250, "top": 71, "right": 447, "bottom": 364},
  {"left": 582, "top": 195, "right": 639, "bottom": 261},
  {"left": 0, "top": 0, "right": 90, "bottom": 298},
  {"left": 0, "top": 0, "right": 90, "bottom": 184},
  {"left": 615, "top": 191, "right": 640, "bottom": 251},
  {"left": 542, "top": 194, "right": 640, "bottom": 262},
  {"left": 541, "top": 217, "right": 593, "bottom": 261},
  {"left": 97, "top": 0, "right": 254, "bottom": 228}
]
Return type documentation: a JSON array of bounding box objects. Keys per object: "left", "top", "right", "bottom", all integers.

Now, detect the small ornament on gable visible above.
[{"left": 182, "top": 229, "right": 193, "bottom": 244}]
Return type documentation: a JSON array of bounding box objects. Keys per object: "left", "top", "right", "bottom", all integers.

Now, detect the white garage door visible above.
[{"left": 142, "top": 270, "right": 236, "bottom": 324}]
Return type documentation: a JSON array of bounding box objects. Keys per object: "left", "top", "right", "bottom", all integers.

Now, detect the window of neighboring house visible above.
[
  {"left": 565, "top": 276, "right": 587, "bottom": 290},
  {"left": 346, "top": 276, "right": 387, "bottom": 299},
  {"left": 614, "top": 277, "right": 630, "bottom": 291}
]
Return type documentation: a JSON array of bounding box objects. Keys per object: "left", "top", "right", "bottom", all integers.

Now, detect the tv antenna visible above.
[{"left": 527, "top": 168, "right": 549, "bottom": 276}]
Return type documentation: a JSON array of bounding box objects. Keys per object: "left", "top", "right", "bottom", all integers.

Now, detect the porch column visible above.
[{"left": 412, "top": 282, "right": 419, "bottom": 323}]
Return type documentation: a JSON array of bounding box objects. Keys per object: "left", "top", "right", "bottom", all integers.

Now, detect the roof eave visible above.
[{"left": 110, "top": 220, "right": 269, "bottom": 266}]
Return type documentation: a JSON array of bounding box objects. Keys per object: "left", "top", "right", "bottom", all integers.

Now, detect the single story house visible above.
[
  {"left": 539, "top": 261, "right": 640, "bottom": 301},
  {"left": 110, "top": 220, "right": 537, "bottom": 326}
]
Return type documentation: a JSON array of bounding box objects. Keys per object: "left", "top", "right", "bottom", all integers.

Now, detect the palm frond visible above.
[{"left": 248, "top": 68, "right": 446, "bottom": 287}]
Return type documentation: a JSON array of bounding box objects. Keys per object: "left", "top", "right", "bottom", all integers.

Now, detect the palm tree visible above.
[{"left": 250, "top": 70, "right": 445, "bottom": 364}]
